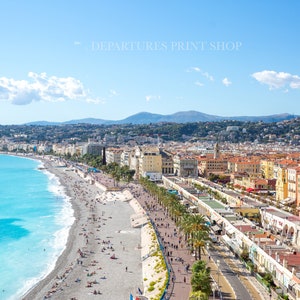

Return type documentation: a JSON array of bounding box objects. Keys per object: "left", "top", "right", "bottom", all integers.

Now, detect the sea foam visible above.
[{"left": 0, "top": 155, "right": 74, "bottom": 300}]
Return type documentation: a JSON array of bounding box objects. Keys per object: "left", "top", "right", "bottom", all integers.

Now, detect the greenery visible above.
[
  {"left": 190, "top": 260, "right": 212, "bottom": 299},
  {"left": 263, "top": 272, "right": 275, "bottom": 288},
  {"left": 180, "top": 214, "right": 210, "bottom": 260},
  {"left": 1, "top": 117, "right": 300, "bottom": 145},
  {"left": 101, "top": 162, "right": 135, "bottom": 185},
  {"left": 67, "top": 154, "right": 135, "bottom": 186},
  {"left": 240, "top": 248, "right": 249, "bottom": 262},
  {"left": 193, "top": 183, "right": 228, "bottom": 204},
  {"left": 75, "top": 153, "right": 103, "bottom": 168},
  {"left": 139, "top": 177, "right": 210, "bottom": 261}
]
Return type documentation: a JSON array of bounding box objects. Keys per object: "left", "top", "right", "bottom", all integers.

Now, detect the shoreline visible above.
[{"left": 23, "top": 158, "right": 144, "bottom": 300}]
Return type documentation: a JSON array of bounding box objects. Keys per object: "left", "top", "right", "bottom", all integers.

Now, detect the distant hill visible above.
[{"left": 25, "top": 111, "right": 299, "bottom": 125}]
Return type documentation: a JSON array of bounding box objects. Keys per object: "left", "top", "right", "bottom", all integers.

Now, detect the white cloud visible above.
[
  {"left": 202, "top": 71, "right": 214, "bottom": 81},
  {"left": 252, "top": 70, "right": 300, "bottom": 90},
  {"left": 222, "top": 77, "right": 232, "bottom": 87},
  {"left": 109, "top": 89, "right": 119, "bottom": 97},
  {"left": 145, "top": 95, "right": 160, "bottom": 102},
  {"left": 73, "top": 41, "right": 81, "bottom": 46},
  {"left": 186, "top": 67, "right": 201, "bottom": 72},
  {"left": 86, "top": 97, "right": 106, "bottom": 104},
  {"left": 0, "top": 72, "right": 100, "bottom": 105},
  {"left": 195, "top": 81, "right": 204, "bottom": 87},
  {"left": 186, "top": 67, "right": 214, "bottom": 81}
]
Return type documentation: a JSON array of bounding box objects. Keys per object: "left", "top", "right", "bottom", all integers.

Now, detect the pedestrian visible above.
[
  {"left": 183, "top": 276, "right": 186, "bottom": 283},
  {"left": 125, "top": 266, "right": 128, "bottom": 272}
]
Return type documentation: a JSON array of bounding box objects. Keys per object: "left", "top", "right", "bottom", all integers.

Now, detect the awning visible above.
[
  {"left": 283, "top": 198, "right": 295, "bottom": 205},
  {"left": 216, "top": 218, "right": 224, "bottom": 225},
  {"left": 226, "top": 227, "right": 235, "bottom": 235},
  {"left": 211, "top": 225, "right": 221, "bottom": 232}
]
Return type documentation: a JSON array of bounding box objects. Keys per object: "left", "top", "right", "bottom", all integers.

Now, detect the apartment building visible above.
[
  {"left": 160, "top": 149, "right": 174, "bottom": 175},
  {"left": 173, "top": 154, "right": 198, "bottom": 177},
  {"left": 198, "top": 156, "right": 228, "bottom": 176},
  {"left": 138, "top": 146, "right": 162, "bottom": 181},
  {"left": 287, "top": 166, "right": 300, "bottom": 204},
  {"left": 228, "top": 157, "right": 261, "bottom": 178},
  {"left": 105, "top": 148, "right": 123, "bottom": 165},
  {"left": 82, "top": 143, "right": 103, "bottom": 156},
  {"left": 120, "top": 148, "right": 133, "bottom": 167},
  {"left": 260, "top": 159, "right": 275, "bottom": 179}
]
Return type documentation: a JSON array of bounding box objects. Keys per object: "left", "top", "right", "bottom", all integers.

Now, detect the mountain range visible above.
[{"left": 26, "top": 111, "right": 299, "bottom": 126}]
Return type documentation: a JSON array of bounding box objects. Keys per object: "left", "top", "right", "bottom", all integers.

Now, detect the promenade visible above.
[
  {"left": 125, "top": 182, "right": 236, "bottom": 300},
  {"left": 93, "top": 172, "right": 271, "bottom": 300}
]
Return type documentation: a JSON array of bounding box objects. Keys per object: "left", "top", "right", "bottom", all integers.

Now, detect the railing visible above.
[{"left": 149, "top": 219, "right": 175, "bottom": 300}]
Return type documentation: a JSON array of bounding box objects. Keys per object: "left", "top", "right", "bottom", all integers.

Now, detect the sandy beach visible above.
[{"left": 22, "top": 159, "right": 146, "bottom": 300}]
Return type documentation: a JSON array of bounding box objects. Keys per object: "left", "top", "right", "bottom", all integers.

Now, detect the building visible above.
[
  {"left": 120, "top": 148, "right": 133, "bottom": 167},
  {"left": 138, "top": 146, "right": 162, "bottom": 181},
  {"left": 198, "top": 156, "right": 228, "bottom": 177},
  {"left": 228, "top": 157, "right": 261, "bottom": 178},
  {"left": 260, "top": 159, "right": 275, "bottom": 179},
  {"left": 160, "top": 150, "right": 174, "bottom": 175},
  {"left": 287, "top": 166, "right": 300, "bottom": 205},
  {"left": 173, "top": 154, "right": 198, "bottom": 177},
  {"left": 82, "top": 143, "right": 103, "bottom": 156},
  {"left": 106, "top": 148, "right": 123, "bottom": 165}
]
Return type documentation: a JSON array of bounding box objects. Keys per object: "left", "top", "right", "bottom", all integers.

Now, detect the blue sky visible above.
[{"left": 0, "top": 1, "right": 299, "bottom": 124}]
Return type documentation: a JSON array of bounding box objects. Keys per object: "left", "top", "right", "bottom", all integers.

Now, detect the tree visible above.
[
  {"left": 191, "top": 260, "right": 211, "bottom": 297},
  {"left": 189, "top": 291, "right": 208, "bottom": 300},
  {"left": 180, "top": 214, "right": 210, "bottom": 260}
]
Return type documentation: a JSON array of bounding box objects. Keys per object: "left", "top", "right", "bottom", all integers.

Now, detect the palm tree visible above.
[
  {"left": 168, "top": 197, "right": 187, "bottom": 224},
  {"left": 180, "top": 213, "right": 195, "bottom": 242},
  {"left": 191, "top": 260, "right": 212, "bottom": 298},
  {"left": 189, "top": 291, "right": 208, "bottom": 300},
  {"left": 180, "top": 214, "right": 210, "bottom": 260}
]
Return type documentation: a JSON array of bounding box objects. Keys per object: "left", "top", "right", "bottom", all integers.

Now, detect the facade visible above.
[
  {"left": 106, "top": 148, "right": 123, "bottom": 165},
  {"left": 261, "top": 159, "right": 275, "bottom": 179},
  {"left": 173, "top": 154, "right": 198, "bottom": 177},
  {"left": 160, "top": 150, "right": 174, "bottom": 175},
  {"left": 275, "top": 165, "right": 289, "bottom": 202},
  {"left": 129, "top": 147, "right": 141, "bottom": 179},
  {"left": 227, "top": 157, "right": 261, "bottom": 178},
  {"left": 120, "top": 149, "right": 133, "bottom": 167},
  {"left": 82, "top": 143, "right": 103, "bottom": 156},
  {"left": 138, "top": 146, "right": 162, "bottom": 180},
  {"left": 198, "top": 158, "right": 228, "bottom": 176},
  {"left": 298, "top": 175, "right": 300, "bottom": 209},
  {"left": 37, "top": 143, "right": 53, "bottom": 153},
  {"left": 287, "top": 167, "right": 300, "bottom": 204},
  {"left": 234, "top": 160, "right": 261, "bottom": 178}
]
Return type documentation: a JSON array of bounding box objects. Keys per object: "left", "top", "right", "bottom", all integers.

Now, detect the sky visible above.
[{"left": 0, "top": 1, "right": 299, "bottom": 124}]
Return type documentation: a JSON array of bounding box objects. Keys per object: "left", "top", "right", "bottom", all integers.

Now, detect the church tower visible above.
[{"left": 214, "top": 143, "right": 220, "bottom": 159}]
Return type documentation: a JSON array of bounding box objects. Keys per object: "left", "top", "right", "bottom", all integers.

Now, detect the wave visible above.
[{"left": 12, "top": 160, "right": 75, "bottom": 300}]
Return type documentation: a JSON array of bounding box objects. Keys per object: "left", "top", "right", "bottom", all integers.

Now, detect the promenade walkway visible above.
[
  {"left": 92, "top": 172, "right": 270, "bottom": 300},
  {"left": 127, "top": 182, "right": 236, "bottom": 300}
]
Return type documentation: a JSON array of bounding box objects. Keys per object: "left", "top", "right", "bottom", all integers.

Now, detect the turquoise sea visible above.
[{"left": 0, "top": 155, "right": 74, "bottom": 300}]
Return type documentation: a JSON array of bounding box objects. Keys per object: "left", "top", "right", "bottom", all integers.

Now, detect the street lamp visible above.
[
  {"left": 216, "top": 259, "right": 220, "bottom": 288},
  {"left": 212, "top": 282, "right": 217, "bottom": 300}
]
